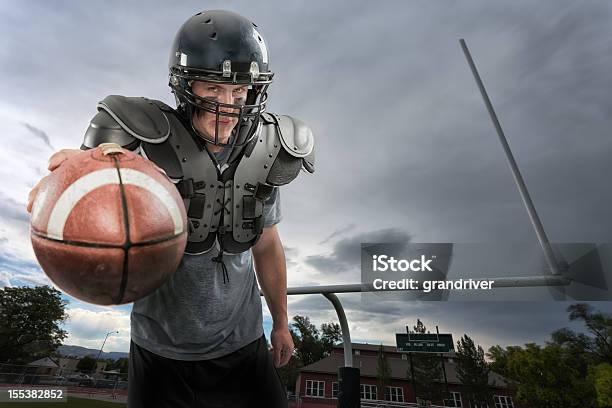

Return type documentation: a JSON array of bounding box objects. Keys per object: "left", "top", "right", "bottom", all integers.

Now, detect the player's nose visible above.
[
  {"left": 218, "top": 92, "right": 239, "bottom": 114},
  {"left": 218, "top": 91, "right": 233, "bottom": 105},
  {"left": 219, "top": 105, "right": 238, "bottom": 116}
]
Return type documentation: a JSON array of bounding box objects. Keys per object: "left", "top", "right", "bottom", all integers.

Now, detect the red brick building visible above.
[{"left": 293, "top": 343, "right": 517, "bottom": 408}]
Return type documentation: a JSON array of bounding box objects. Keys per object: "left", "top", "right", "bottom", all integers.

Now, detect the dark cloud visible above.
[
  {"left": 2, "top": 0, "right": 611, "bottom": 243},
  {"left": 318, "top": 224, "right": 356, "bottom": 245},
  {"left": 305, "top": 228, "right": 411, "bottom": 274},
  {"left": 22, "top": 123, "right": 54, "bottom": 150},
  {"left": 280, "top": 0, "right": 612, "bottom": 243}
]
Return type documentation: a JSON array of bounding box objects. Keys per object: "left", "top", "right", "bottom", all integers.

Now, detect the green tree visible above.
[
  {"left": 487, "top": 303, "right": 612, "bottom": 408},
  {"left": 0, "top": 286, "right": 68, "bottom": 364},
  {"left": 76, "top": 355, "right": 97, "bottom": 372},
  {"left": 487, "top": 344, "right": 522, "bottom": 384},
  {"left": 551, "top": 304, "right": 612, "bottom": 365},
  {"left": 590, "top": 363, "right": 612, "bottom": 407},
  {"left": 405, "top": 319, "right": 444, "bottom": 402},
  {"left": 320, "top": 322, "right": 342, "bottom": 353},
  {"left": 414, "top": 319, "right": 426, "bottom": 334},
  {"left": 377, "top": 344, "right": 391, "bottom": 399},
  {"left": 105, "top": 357, "right": 129, "bottom": 374},
  {"left": 278, "top": 315, "right": 342, "bottom": 393},
  {"left": 291, "top": 315, "right": 322, "bottom": 366},
  {"left": 412, "top": 353, "right": 444, "bottom": 402},
  {"left": 456, "top": 334, "right": 491, "bottom": 406},
  {"left": 507, "top": 343, "right": 595, "bottom": 408},
  {"left": 486, "top": 304, "right": 612, "bottom": 408}
]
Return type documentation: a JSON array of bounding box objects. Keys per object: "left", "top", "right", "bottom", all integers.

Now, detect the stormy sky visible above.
[{"left": 1, "top": 0, "right": 611, "bottom": 354}]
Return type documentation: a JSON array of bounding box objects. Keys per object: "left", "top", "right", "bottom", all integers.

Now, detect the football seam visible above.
[
  {"left": 114, "top": 156, "right": 131, "bottom": 305},
  {"left": 30, "top": 230, "right": 184, "bottom": 248}
]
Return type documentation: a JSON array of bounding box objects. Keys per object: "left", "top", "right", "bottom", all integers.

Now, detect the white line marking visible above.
[{"left": 46, "top": 168, "right": 183, "bottom": 240}]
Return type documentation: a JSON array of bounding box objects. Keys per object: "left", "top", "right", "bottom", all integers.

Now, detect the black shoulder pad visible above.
[
  {"left": 97, "top": 95, "right": 171, "bottom": 144},
  {"left": 81, "top": 110, "right": 140, "bottom": 151},
  {"left": 266, "top": 149, "right": 303, "bottom": 185},
  {"left": 140, "top": 142, "right": 184, "bottom": 180}
]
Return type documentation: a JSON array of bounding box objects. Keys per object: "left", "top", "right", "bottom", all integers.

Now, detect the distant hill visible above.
[{"left": 56, "top": 345, "right": 128, "bottom": 360}]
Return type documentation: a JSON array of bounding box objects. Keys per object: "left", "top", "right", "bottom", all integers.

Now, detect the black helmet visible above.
[{"left": 168, "top": 10, "right": 273, "bottom": 147}]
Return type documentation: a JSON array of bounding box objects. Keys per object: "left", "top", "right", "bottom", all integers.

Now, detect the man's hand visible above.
[
  {"left": 47, "top": 148, "right": 83, "bottom": 172},
  {"left": 26, "top": 145, "right": 168, "bottom": 214},
  {"left": 27, "top": 149, "right": 82, "bottom": 213},
  {"left": 271, "top": 326, "right": 294, "bottom": 368},
  {"left": 252, "top": 226, "right": 292, "bottom": 367}
]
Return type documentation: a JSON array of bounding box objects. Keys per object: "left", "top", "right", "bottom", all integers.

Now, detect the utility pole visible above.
[{"left": 94, "top": 330, "right": 119, "bottom": 377}]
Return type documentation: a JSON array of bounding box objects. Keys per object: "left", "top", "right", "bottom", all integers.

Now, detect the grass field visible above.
[{"left": 1, "top": 396, "right": 126, "bottom": 407}]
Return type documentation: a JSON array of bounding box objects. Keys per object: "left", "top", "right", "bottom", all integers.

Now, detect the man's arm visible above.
[{"left": 252, "top": 225, "right": 294, "bottom": 367}]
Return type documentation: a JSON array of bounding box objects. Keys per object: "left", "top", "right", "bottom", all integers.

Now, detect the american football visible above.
[{"left": 30, "top": 144, "right": 187, "bottom": 305}]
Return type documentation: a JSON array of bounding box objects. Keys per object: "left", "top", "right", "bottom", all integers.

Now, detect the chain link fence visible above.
[{"left": 0, "top": 362, "right": 127, "bottom": 395}]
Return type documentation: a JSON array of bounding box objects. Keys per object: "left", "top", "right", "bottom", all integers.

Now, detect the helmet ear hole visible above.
[{"left": 246, "top": 88, "right": 257, "bottom": 105}]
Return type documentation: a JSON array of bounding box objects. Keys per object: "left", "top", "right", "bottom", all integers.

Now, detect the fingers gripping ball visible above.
[{"left": 30, "top": 144, "right": 188, "bottom": 305}]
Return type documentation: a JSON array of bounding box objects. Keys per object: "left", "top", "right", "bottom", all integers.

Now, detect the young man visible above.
[{"left": 27, "top": 10, "right": 315, "bottom": 407}]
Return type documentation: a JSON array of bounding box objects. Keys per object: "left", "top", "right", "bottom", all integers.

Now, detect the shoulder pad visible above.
[
  {"left": 302, "top": 148, "right": 315, "bottom": 173},
  {"left": 263, "top": 113, "right": 314, "bottom": 158},
  {"left": 81, "top": 110, "right": 140, "bottom": 150},
  {"left": 97, "top": 95, "right": 171, "bottom": 144}
]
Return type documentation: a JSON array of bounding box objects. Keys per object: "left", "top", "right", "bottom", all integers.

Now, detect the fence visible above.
[{"left": 0, "top": 362, "right": 128, "bottom": 398}]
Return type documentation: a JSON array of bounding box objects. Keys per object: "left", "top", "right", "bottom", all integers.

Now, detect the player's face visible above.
[{"left": 191, "top": 81, "right": 248, "bottom": 145}]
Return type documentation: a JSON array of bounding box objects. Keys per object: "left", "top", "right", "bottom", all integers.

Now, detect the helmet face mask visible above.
[
  {"left": 172, "top": 76, "right": 270, "bottom": 147},
  {"left": 168, "top": 10, "right": 274, "bottom": 148}
]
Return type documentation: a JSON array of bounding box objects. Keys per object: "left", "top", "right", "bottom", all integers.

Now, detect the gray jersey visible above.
[{"left": 130, "top": 147, "right": 282, "bottom": 360}]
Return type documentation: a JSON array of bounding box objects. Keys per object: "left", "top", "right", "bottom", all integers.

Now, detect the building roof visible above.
[
  {"left": 28, "top": 357, "right": 59, "bottom": 368},
  {"left": 332, "top": 343, "right": 457, "bottom": 357},
  {"left": 302, "top": 344, "right": 508, "bottom": 388}
]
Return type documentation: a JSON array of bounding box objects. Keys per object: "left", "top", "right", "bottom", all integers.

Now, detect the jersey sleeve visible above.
[{"left": 262, "top": 187, "right": 282, "bottom": 227}]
